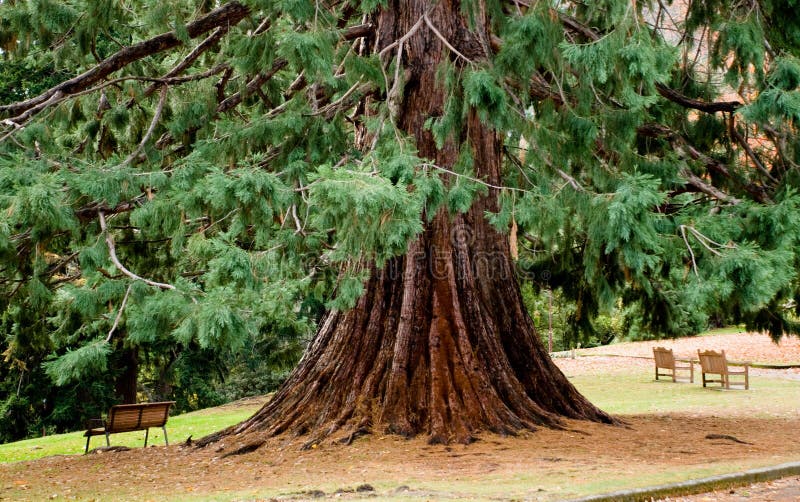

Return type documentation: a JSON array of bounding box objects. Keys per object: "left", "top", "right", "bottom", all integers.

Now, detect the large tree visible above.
[{"left": 2, "top": 0, "right": 800, "bottom": 446}]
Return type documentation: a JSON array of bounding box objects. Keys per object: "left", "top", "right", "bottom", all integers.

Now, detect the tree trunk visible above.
[
  {"left": 199, "top": 0, "right": 614, "bottom": 450},
  {"left": 114, "top": 344, "right": 139, "bottom": 405}
]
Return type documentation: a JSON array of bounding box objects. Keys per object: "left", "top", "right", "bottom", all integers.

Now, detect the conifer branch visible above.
[
  {"left": 0, "top": 1, "right": 250, "bottom": 119},
  {"left": 556, "top": 12, "right": 742, "bottom": 114},
  {"left": 310, "top": 82, "right": 374, "bottom": 119},
  {"left": 74, "top": 199, "right": 144, "bottom": 221},
  {"left": 98, "top": 212, "right": 176, "bottom": 291},
  {"left": 218, "top": 23, "right": 372, "bottom": 114},
  {"left": 217, "top": 60, "right": 289, "bottom": 113}
]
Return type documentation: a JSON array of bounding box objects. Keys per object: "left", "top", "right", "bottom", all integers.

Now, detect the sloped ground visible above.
[{"left": 0, "top": 331, "right": 798, "bottom": 501}]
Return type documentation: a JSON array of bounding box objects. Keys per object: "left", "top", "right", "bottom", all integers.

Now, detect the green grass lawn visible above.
[
  {"left": 0, "top": 401, "right": 264, "bottom": 463},
  {"left": 572, "top": 371, "right": 800, "bottom": 417}
]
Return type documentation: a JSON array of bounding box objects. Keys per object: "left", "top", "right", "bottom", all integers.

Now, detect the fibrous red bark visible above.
[{"left": 199, "top": 0, "right": 614, "bottom": 451}]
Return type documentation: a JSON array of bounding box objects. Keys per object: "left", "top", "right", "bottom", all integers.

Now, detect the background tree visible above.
[{"left": 1, "top": 0, "right": 799, "bottom": 446}]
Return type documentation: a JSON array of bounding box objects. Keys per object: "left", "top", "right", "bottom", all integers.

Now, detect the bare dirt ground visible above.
[{"left": 1, "top": 332, "right": 799, "bottom": 501}]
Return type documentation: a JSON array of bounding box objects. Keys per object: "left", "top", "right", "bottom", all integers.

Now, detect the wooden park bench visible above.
[
  {"left": 84, "top": 401, "right": 175, "bottom": 453},
  {"left": 653, "top": 347, "right": 694, "bottom": 383},
  {"left": 697, "top": 350, "right": 749, "bottom": 390}
]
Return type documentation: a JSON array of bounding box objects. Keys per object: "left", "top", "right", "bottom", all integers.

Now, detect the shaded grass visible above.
[{"left": 0, "top": 400, "right": 264, "bottom": 463}]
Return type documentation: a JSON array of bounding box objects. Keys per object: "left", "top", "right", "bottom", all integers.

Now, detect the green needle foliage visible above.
[{"left": 1, "top": 0, "right": 799, "bottom": 441}]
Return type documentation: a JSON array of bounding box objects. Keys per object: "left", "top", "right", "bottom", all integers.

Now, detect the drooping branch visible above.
[{"left": 0, "top": 1, "right": 250, "bottom": 119}]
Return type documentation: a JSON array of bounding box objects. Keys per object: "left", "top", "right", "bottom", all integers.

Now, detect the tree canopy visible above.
[{"left": 2, "top": 0, "right": 800, "bottom": 442}]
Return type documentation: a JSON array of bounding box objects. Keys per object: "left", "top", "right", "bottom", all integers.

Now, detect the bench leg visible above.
[
  {"left": 105, "top": 432, "right": 110, "bottom": 447},
  {"left": 162, "top": 426, "right": 169, "bottom": 446},
  {"left": 144, "top": 427, "right": 149, "bottom": 447},
  {"left": 85, "top": 436, "right": 91, "bottom": 454}
]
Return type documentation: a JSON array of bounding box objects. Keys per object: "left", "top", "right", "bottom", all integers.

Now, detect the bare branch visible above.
[
  {"left": 680, "top": 224, "right": 737, "bottom": 276},
  {"left": 680, "top": 225, "right": 699, "bottom": 276},
  {"left": 421, "top": 163, "right": 533, "bottom": 194},
  {"left": 378, "top": 16, "right": 425, "bottom": 59},
  {"left": 141, "top": 27, "right": 230, "bottom": 99},
  {"left": 98, "top": 212, "right": 176, "bottom": 290},
  {"left": 679, "top": 168, "right": 742, "bottom": 205},
  {"left": 106, "top": 284, "right": 133, "bottom": 343},
  {"left": 423, "top": 14, "right": 473, "bottom": 64},
  {"left": 119, "top": 85, "right": 169, "bottom": 167},
  {"left": 655, "top": 84, "right": 742, "bottom": 113},
  {"left": 730, "top": 124, "right": 778, "bottom": 184}
]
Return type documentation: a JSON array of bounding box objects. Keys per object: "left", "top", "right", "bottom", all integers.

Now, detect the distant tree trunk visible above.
[
  {"left": 200, "top": 0, "right": 614, "bottom": 449},
  {"left": 114, "top": 344, "right": 138, "bottom": 405}
]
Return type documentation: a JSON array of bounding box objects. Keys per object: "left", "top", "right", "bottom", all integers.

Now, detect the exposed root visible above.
[
  {"left": 337, "top": 427, "right": 370, "bottom": 446},
  {"left": 705, "top": 433, "right": 753, "bottom": 445},
  {"left": 220, "top": 440, "right": 266, "bottom": 458}
]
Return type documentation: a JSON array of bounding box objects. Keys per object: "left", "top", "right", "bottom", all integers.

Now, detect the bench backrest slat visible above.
[
  {"left": 698, "top": 350, "right": 728, "bottom": 374},
  {"left": 107, "top": 402, "right": 174, "bottom": 432},
  {"left": 653, "top": 347, "right": 675, "bottom": 368}
]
